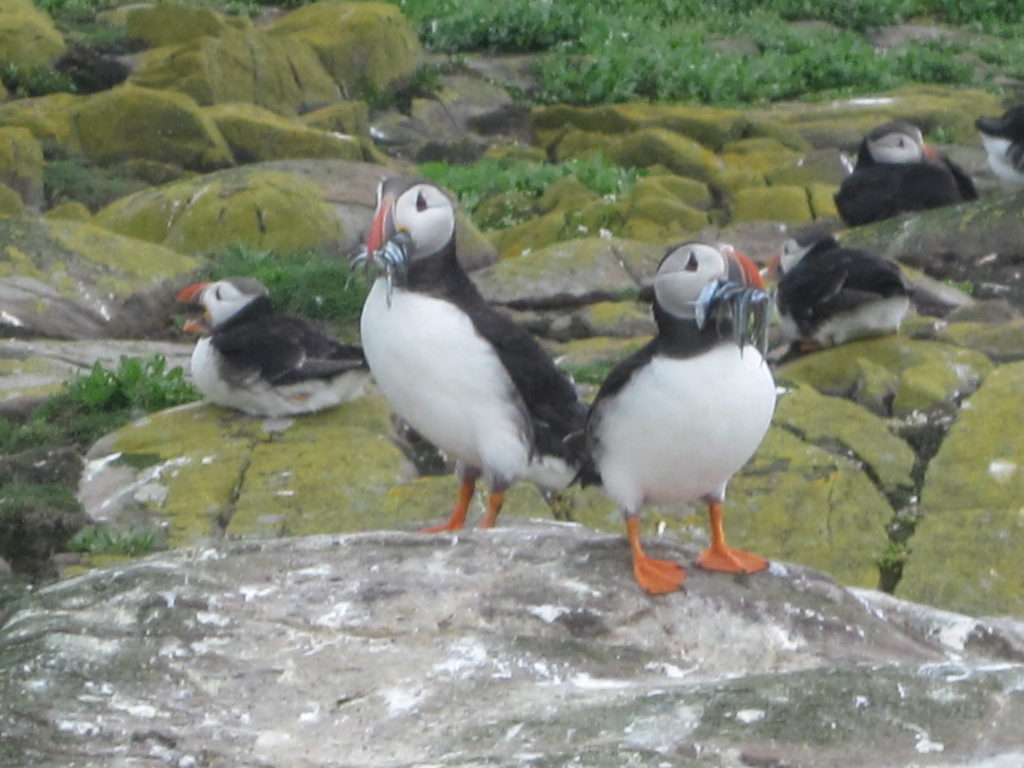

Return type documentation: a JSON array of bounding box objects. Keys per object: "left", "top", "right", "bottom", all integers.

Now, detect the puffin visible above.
[
  {"left": 176, "top": 276, "right": 369, "bottom": 417},
  {"left": 768, "top": 234, "right": 911, "bottom": 349},
  {"left": 355, "top": 176, "right": 587, "bottom": 531},
  {"left": 834, "top": 120, "right": 977, "bottom": 227},
  {"left": 976, "top": 105, "right": 1024, "bottom": 186},
  {"left": 576, "top": 242, "right": 775, "bottom": 594}
]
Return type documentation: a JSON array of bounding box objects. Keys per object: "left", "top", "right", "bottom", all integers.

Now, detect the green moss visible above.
[
  {"left": 730, "top": 185, "right": 812, "bottom": 223},
  {"left": 125, "top": 3, "right": 233, "bottom": 47},
  {"left": 611, "top": 128, "right": 720, "bottom": 183},
  {"left": 937, "top": 318, "right": 1024, "bottom": 363},
  {"left": 0, "top": 0, "right": 66, "bottom": 68},
  {"left": 42, "top": 200, "right": 91, "bottom": 221},
  {"left": 205, "top": 102, "right": 363, "bottom": 163},
  {"left": 0, "top": 93, "right": 82, "bottom": 155},
  {"left": 0, "top": 184, "right": 24, "bottom": 216}
]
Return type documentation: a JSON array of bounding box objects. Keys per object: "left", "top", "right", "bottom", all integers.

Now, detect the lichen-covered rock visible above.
[
  {"left": 764, "top": 148, "right": 849, "bottom": 186},
  {"left": 42, "top": 200, "right": 91, "bottom": 222},
  {"left": 633, "top": 173, "right": 712, "bottom": 210},
  {"left": 71, "top": 85, "right": 233, "bottom": 170},
  {"left": 94, "top": 166, "right": 344, "bottom": 255},
  {"left": 899, "top": 361, "right": 1024, "bottom": 616},
  {"left": 0, "top": 127, "right": 43, "bottom": 213},
  {"left": 937, "top": 319, "right": 1024, "bottom": 362},
  {"left": 267, "top": 1, "right": 422, "bottom": 97},
  {"left": 131, "top": 26, "right": 341, "bottom": 116},
  {"left": 301, "top": 100, "right": 370, "bottom": 137},
  {"left": 488, "top": 210, "right": 567, "bottom": 261},
  {"left": 0, "top": 183, "right": 24, "bottom": 216},
  {"left": 0, "top": 217, "right": 198, "bottom": 339},
  {"left": 79, "top": 397, "right": 426, "bottom": 546},
  {"left": 619, "top": 192, "right": 709, "bottom": 241},
  {"left": 611, "top": 128, "right": 721, "bottom": 184},
  {"left": 776, "top": 337, "right": 993, "bottom": 416},
  {"left": 0, "top": 93, "right": 81, "bottom": 157},
  {"left": 730, "top": 185, "right": 812, "bottom": 223},
  {"left": 0, "top": 0, "right": 66, "bottom": 68},
  {"left": 125, "top": 3, "right": 237, "bottom": 48},
  {"left": 204, "top": 102, "right": 363, "bottom": 163},
  {"left": 474, "top": 237, "right": 663, "bottom": 308}
]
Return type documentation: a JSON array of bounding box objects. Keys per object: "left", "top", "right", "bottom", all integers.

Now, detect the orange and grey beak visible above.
[
  {"left": 764, "top": 252, "right": 783, "bottom": 283},
  {"left": 182, "top": 317, "right": 211, "bottom": 334},
  {"left": 721, "top": 245, "right": 766, "bottom": 290},
  {"left": 176, "top": 282, "right": 209, "bottom": 303},
  {"left": 922, "top": 142, "right": 937, "bottom": 160},
  {"left": 366, "top": 193, "right": 396, "bottom": 259}
]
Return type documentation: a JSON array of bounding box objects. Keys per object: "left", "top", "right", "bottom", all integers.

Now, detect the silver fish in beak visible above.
[
  {"left": 351, "top": 192, "right": 411, "bottom": 306},
  {"left": 694, "top": 277, "right": 772, "bottom": 356}
]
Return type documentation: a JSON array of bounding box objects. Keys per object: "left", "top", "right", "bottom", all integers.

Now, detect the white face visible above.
[
  {"left": 200, "top": 279, "right": 264, "bottom": 327},
  {"left": 391, "top": 182, "right": 456, "bottom": 259},
  {"left": 778, "top": 238, "right": 808, "bottom": 274},
  {"left": 654, "top": 243, "right": 728, "bottom": 319},
  {"left": 868, "top": 127, "right": 925, "bottom": 164}
]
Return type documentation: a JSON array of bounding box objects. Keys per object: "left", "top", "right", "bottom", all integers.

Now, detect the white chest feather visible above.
[
  {"left": 360, "top": 279, "right": 530, "bottom": 484},
  {"left": 980, "top": 135, "right": 1024, "bottom": 186},
  {"left": 595, "top": 345, "right": 775, "bottom": 512}
]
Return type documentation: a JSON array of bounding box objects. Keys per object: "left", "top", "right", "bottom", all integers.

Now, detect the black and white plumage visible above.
[
  {"left": 176, "top": 277, "right": 368, "bottom": 417},
  {"left": 578, "top": 242, "right": 775, "bottom": 594},
  {"left": 976, "top": 105, "right": 1024, "bottom": 186},
  {"left": 355, "top": 176, "right": 587, "bottom": 531},
  {"left": 771, "top": 235, "right": 911, "bottom": 348},
  {"left": 835, "top": 120, "right": 977, "bottom": 227}
]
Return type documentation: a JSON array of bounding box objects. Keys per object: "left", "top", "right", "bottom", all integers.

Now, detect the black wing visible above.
[
  {"left": 836, "top": 164, "right": 968, "bottom": 227},
  {"left": 213, "top": 315, "right": 366, "bottom": 386},
  {"left": 942, "top": 156, "right": 978, "bottom": 201}
]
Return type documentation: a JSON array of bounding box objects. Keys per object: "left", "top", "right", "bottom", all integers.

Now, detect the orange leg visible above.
[
  {"left": 696, "top": 500, "right": 768, "bottom": 573},
  {"left": 479, "top": 490, "right": 506, "bottom": 529},
  {"left": 626, "top": 516, "right": 685, "bottom": 594},
  {"left": 420, "top": 478, "right": 475, "bottom": 533}
]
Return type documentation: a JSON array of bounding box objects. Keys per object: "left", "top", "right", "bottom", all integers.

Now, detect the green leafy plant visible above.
[
  {"left": 68, "top": 524, "right": 160, "bottom": 557},
  {"left": 0, "top": 63, "right": 76, "bottom": 98},
  {"left": 44, "top": 159, "right": 150, "bottom": 212}
]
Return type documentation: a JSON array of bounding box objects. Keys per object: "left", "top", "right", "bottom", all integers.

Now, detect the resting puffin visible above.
[
  {"left": 835, "top": 120, "right": 977, "bottom": 227},
  {"left": 176, "top": 276, "right": 369, "bottom": 417},
  {"left": 769, "top": 235, "right": 911, "bottom": 349},
  {"left": 976, "top": 105, "right": 1024, "bottom": 186},
  {"left": 355, "top": 176, "right": 587, "bottom": 531},
  {"left": 577, "top": 242, "right": 775, "bottom": 594}
]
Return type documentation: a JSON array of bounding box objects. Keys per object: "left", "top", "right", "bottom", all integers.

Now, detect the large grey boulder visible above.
[{"left": 2, "top": 523, "right": 1024, "bottom": 767}]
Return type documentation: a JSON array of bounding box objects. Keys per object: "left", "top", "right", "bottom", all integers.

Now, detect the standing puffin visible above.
[
  {"left": 577, "top": 242, "right": 775, "bottom": 594},
  {"left": 976, "top": 105, "right": 1024, "bottom": 186},
  {"left": 769, "top": 235, "right": 911, "bottom": 349},
  {"left": 835, "top": 120, "right": 977, "bottom": 227},
  {"left": 176, "top": 276, "right": 368, "bottom": 417},
  {"left": 355, "top": 176, "right": 586, "bottom": 531}
]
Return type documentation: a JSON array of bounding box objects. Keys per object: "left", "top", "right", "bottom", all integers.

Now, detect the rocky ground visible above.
[{"left": 4, "top": 1, "right": 1024, "bottom": 765}]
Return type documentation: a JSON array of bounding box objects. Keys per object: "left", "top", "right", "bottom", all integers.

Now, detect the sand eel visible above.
[
  {"left": 835, "top": 120, "right": 977, "bottom": 227},
  {"left": 576, "top": 242, "right": 775, "bottom": 594},
  {"left": 176, "top": 276, "right": 368, "bottom": 416},
  {"left": 354, "top": 176, "right": 587, "bottom": 532}
]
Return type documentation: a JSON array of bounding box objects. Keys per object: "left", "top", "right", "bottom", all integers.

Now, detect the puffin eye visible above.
[
  {"left": 416, "top": 191, "right": 427, "bottom": 212},
  {"left": 214, "top": 286, "right": 222, "bottom": 300}
]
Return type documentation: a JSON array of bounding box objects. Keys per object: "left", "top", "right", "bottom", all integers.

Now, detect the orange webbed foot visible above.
[
  {"left": 419, "top": 478, "right": 474, "bottom": 534},
  {"left": 696, "top": 546, "right": 768, "bottom": 574},
  {"left": 418, "top": 520, "right": 465, "bottom": 534},
  {"left": 632, "top": 554, "right": 686, "bottom": 594}
]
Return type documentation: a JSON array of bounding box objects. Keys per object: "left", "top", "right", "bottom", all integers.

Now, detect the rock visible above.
[
  {"left": 301, "top": 100, "right": 370, "bottom": 137},
  {"left": 125, "top": 2, "right": 236, "bottom": 48},
  {"left": 764, "top": 147, "right": 849, "bottom": 186},
  {"left": 131, "top": 25, "right": 341, "bottom": 116},
  {"left": 611, "top": 128, "right": 721, "bottom": 185},
  {"left": 0, "top": 0, "right": 66, "bottom": 69},
  {"left": 0, "top": 93, "right": 83, "bottom": 155},
  {"left": 474, "top": 237, "right": 663, "bottom": 309},
  {"left": 0, "top": 217, "right": 198, "bottom": 339},
  {"left": 730, "top": 185, "right": 813, "bottom": 223},
  {"left": 0, "top": 127, "right": 43, "bottom": 213},
  {"left": 900, "top": 361, "right": 1024, "bottom": 616},
  {"left": 0, "top": 481, "right": 86, "bottom": 578},
  {"left": 94, "top": 165, "right": 345, "bottom": 255},
  {"left": 71, "top": 85, "right": 233, "bottom": 171},
  {"left": 0, "top": 183, "right": 24, "bottom": 216},
  {"left": 267, "top": 1, "right": 422, "bottom": 98},
  {"left": 204, "top": 102, "right": 364, "bottom": 163},
  {"left": 937, "top": 319, "right": 1024, "bottom": 362},
  {"left": 41, "top": 200, "right": 91, "bottom": 222},
  {"left": 776, "top": 336, "right": 994, "bottom": 416},
  {"left": 3, "top": 524, "right": 1024, "bottom": 766}
]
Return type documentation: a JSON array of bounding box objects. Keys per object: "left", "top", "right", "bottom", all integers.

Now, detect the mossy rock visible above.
[
  {"left": 267, "top": 1, "right": 422, "bottom": 97},
  {"left": 764, "top": 148, "right": 848, "bottom": 187},
  {"left": 205, "top": 103, "right": 363, "bottom": 164},
  {"left": 899, "top": 361, "right": 1024, "bottom": 616},
  {"left": 620, "top": 195, "right": 708, "bottom": 241},
  {"left": 633, "top": 174, "right": 712, "bottom": 210},
  {"left": 475, "top": 189, "right": 541, "bottom": 231},
  {"left": 573, "top": 300, "right": 654, "bottom": 339},
  {"left": 0, "top": 184, "right": 24, "bottom": 216},
  {"left": 72, "top": 85, "right": 233, "bottom": 171},
  {"left": 42, "top": 200, "right": 91, "bottom": 222},
  {"left": 721, "top": 137, "right": 794, "bottom": 155},
  {"left": 126, "top": 3, "right": 236, "bottom": 48},
  {"left": 807, "top": 183, "right": 839, "bottom": 219},
  {"left": 776, "top": 337, "right": 993, "bottom": 416},
  {"left": 80, "top": 396, "right": 444, "bottom": 546},
  {"left": 0, "top": 93, "right": 82, "bottom": 156},
  {"left": 730, "top": 186, "right": 812, "bottom": 224},
  {"left": 721, "top": 149, "right": 800, "bottom": 175},
  {"left": 0, "top": 0, "right": 65, "bottom": 68},
  {"left": 95, "top": 166, "right": 344, "bottom": 255},
  {"left": 0, "top": 216, "right": 197, "bottom": 338},
  {"left": 714, "top": 165, "right": 766, "bottom": 195},
  {"left": 301, "top": 100, "right": 371, "bottom": 137},
  {"left": 131, "top": 26, "right": 341, "bottom": 117},
  {"left": 937, "top": 319, "right": 1024, "bottom": 363},
  {"left": 538, "top": 176, "right": 600, "bottom": 215},
  {"left": 488, "top": 210, "right": 566, "bottom": 261},
  {"left": 611, "top": 128, "right": 721, "bottom": 184},
  {"left": 0, "top": 127, "right": 43, "bottom": 213},
  {"left": 549, "top": 128, "right": 619, "bottom": 163},
  {"left": 891, "top": 361, "right": 964, "bottom": 417}
]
